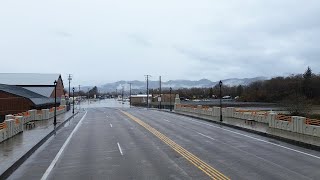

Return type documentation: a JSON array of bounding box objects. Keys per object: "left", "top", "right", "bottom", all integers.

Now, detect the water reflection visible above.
[{"left": 80, "top": 99, "right": 130, "bottom": 109}]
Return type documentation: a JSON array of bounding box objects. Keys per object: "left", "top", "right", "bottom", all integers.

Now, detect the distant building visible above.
[
  {"left": 130, "top": 94, "right": 152, "bottom": 106},
  {"left": 130, "top": 94, "right": 176, "bottom": 108},
  {"left": 151, "top": 94, "right": 176, "bottom": 103},
  {"left": 0, "top": 84, "right": 56, "bottom": 122},
  {"left": 0, "top": 73, "right": 65, "bottom": 98}
]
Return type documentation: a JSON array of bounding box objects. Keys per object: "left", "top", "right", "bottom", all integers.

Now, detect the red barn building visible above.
[
  {"left": 0, "top": 73, "right": 66, "bottom": 122},
  {"left": 0, "top": 84, "right": 57, "bottom": 122}
]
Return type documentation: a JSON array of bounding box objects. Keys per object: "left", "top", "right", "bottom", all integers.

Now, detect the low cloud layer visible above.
[{"left": 0, "top": 0, "right": 319, "bottom": 86}]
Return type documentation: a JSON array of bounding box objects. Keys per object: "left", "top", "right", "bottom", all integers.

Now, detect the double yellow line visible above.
[{"left": 121, "top": 111, "right": 230, "bottom": 180}]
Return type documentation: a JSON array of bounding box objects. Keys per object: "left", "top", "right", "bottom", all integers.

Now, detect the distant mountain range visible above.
[{"left": 95, "top": 77, "right": 268, "bottom": 93}]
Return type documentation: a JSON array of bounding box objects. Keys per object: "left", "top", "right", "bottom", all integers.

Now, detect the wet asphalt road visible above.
[{"left": 8, "top": 106, "right": 320, "bottom": 180}]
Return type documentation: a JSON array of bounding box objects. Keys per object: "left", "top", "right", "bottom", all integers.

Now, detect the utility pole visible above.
[
  {"left": 121, "top": 86, "right": 124, "bottom": 104},
  {"left": 68, "top": 74, "right": 72, "bottom": 101},
  {"left": 170, "top": 87, "right": 172, "bottom": 111},
  {"left": 129, "top": 83, "right": 132, "bottom": 108},
  {"left": 145, "top": 75, "right": 151, "bottom": 108},
  {"left": 116, "top": 89, "right": 118, "bottom": 99},
  {"left": 72, "top": 87, "right": 75, "bottom": 114},
  {"left": 88, "top": 88, "right": 90, "bottom": 104},
  {"left": 159, "top": 76, "right": 162, "bottom": 109}
]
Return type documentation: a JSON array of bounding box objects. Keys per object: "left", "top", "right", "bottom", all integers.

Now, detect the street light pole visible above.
[
  {"left": 78, "top": 85, "right": 81, "bottom": 110},
  {"left": 68, "top": 74, "right": 72, "bottom": 104},
  {"left": 219, "top": 80, "right": 223, "bottom": 122},
  {"left": 170, "top": 87, "right": 172, "bottom": 111},
  {"left": 72, "top": 87, "right": 75, "bottom": 114},
  {"left": 88, "top": 88, "right": 90, "bottom": 104},
  {"left": 129, "top": 83, "right": 132, "bottom": 108},
  {"left": 54, "top": 80, "right": 57, "bottom": 126},
  {"left": 159, "top": 76, "right": 162, "bottom": 109}
]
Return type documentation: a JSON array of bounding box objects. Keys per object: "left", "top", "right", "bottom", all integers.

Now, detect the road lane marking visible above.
[
  {"left": 110, "top": 123, "right": 113, "bottom": 128},
  {"left": 117, "top": 142, "right": 123, "bottom": 156},
  {"left": 181, "top": 117, "right": 320, "bottom": 160},
  {"left": 194, "top": 132, "right": 311, "bottom": 179},
  {"left": 197, "top": 132, "right": 215, "bottom": 141},
  {"left": 159, "top": 115, "right": 306, "bottom": 176},
  {"left": 121, "top": 110, "right": 229, "bottom": 180},
  {"left": 41, "top": 111, "right": 88, "bottom": 180},
  {"left": 163, "top": 119, "right": 170, "bottom": 122}
]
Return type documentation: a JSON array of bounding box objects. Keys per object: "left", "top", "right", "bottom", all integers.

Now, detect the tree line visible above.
[
  {"left": 233, "top": 67, "right": 319, "bottom": 104},
  {"left": 160, "top": 67, "right": 319, "bottom": 105}
]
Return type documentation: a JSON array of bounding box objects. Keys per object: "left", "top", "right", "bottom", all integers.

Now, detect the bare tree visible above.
[{"left": 281, "top": 93, "right": 312, "bottom": 116}]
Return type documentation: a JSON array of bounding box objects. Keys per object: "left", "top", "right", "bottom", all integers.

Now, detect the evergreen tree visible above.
[
  {"left": 237, "top": 85, "right": 243, "bottom": 96},
  {"left": 303, "top": 66, "right": 313, "bottom": 98},
  {"left": 303, "top": 66, "right": 312, "bottom": 79},
  {"left": 209, "top": 88, "right": 214, "bottom": 98}
]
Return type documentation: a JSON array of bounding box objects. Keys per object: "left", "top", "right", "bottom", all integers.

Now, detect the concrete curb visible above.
[
  {"left": 159, "top": 109, "right": 320, "bottom": 151},
  {"left": 0, "top": 111, "right": 80, "bottom": 179}
]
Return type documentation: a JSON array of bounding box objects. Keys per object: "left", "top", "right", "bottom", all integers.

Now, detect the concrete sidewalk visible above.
[{"left": 0, "top": 110, "right": 79, "bottom": 179}]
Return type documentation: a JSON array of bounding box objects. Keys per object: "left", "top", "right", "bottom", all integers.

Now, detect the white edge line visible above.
[
  {"left": 196, "top": 131, "right": 312, "bottom": 179},
  {"left": 117, "top": 142, "right": 123, "bottom": 156},
  {"left": 184, "top": 117, "right": 320, "bottom": 160},
  {"left": 41, "top": 111, "right": 88, "bottom": 180},
  {"left": 197, "top": 132, "right": 215, "bottom": 140},
  {"left": 110, "top": 123, "right": 113, "bottom": 128}
]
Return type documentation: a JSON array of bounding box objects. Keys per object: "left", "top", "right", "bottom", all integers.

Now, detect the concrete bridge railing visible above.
[
  {"left": 174, "top": 103, "right": 320, "bottom": 138},
  {"left": 0, "top": 105, "right": 67, "bottom": 143}
]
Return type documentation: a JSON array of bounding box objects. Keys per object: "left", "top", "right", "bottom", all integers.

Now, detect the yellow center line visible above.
[{"left": 121, "top": 110, "right": 230, "bottom": 180}]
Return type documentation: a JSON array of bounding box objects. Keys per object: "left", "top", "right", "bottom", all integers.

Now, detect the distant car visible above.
[
  {"left": 124, "top": 98, "right": 130, "bottom": 102},
  {"left": 222, "top": 96, "right": 232, "bottom": 99},
  {"left": 193, "top": 99, "right": 201, "bottom": 102}
]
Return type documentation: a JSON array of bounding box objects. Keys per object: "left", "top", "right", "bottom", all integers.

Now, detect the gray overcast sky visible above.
[{"left": 0, "top": 0, "right": 320, "bottom": 86}]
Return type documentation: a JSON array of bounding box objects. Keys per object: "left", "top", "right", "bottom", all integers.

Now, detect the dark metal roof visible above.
[
  {"left": 23, "top": 87, "right": 55, "bottom": 97},
  {"left": 0, "top": 73, "right": 61, "bottom": 86},
  {"left": 0, "top": 84, "right": 55, "bottom": 107}
]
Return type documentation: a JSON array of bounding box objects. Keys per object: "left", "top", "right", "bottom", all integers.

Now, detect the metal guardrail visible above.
[
  {"left": 15, "top": 118, "right": 20, "bottom": 124},
  {"left": 0, "top": 122, "right": 6, "bottom": 130},
  {"left": 306, "top": 118, "right": 320, "bottom": 126},
  {"left": 236, "top": 109, "right": 269, "bottom": 116},
  {"left": 275, "top": 115, "right": 320, "bottom": 126},
  {"left": 23, "top": 112, "right": 30, "bottom": 116},
  {"left": 178, "top": 104, "right": 212, "bottom": 110},
  {"left": 178, "top": 103, "right": 320, "bottom": 126},
  {"left": 276, "top": 115, "right": 292, "bottom": 122}
]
